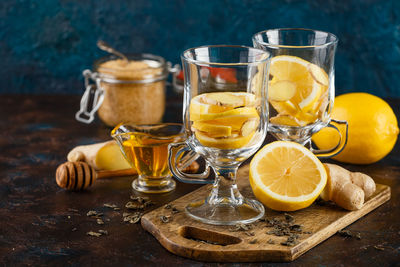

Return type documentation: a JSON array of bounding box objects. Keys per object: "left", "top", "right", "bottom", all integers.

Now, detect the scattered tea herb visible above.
[
  {"left": 103, "top": 203, "right": 120, "bottom": 210},
  {"left": 374, "top": 245, "right": 385, "bottom": 251},
  {"left": 337, "top": 229, "right": 361, "bottom": 239},
  {"left": 126, "top": 197, "right": 154, "bottom": 210},
  {"left": 98, "top": 229, "right": 108, "bottom": 235},
  {"left": 96, "top": 218, "right": 105, "bottom": 225},
  {"left": 160, "top": 215, "right": 171, "bottom": 223},
  {"left": 144, "top": 201, "right": 154, "bottom": 208},
  {"left": 68, "top": 208, "right": 79, "bottom": 212},
  {"left": 267, "top": 239, "right": 275, "bottom": 244},
  {"left": 289, "top": 224, "right": 303, "bottom": 232},
  {"left": 284, "top": 213, "right": 294, "bottom": 223},
  {"left": 264, "top": 214, "right": 311, "bottom": 246},
  {"left": 303, "top": 231, "right": 312, "bottom": 234},
  {"left": 171, "top": 207, "right": 180, "bottom": 214},
  {"left": 245, "top": 232, "right": 255, "bottom": 237},
  {"left": 71, "top": 227, "right": 77, "bottom": 232},
  {"left": 125, "top": 201, "right": 145, "bottom": 210},
  {"left": 86, "top": 211, "right": 103, "bottom": 217},
  {"left": 249, "top": 239, "right": 257, "bottom": 244},
  {"left": 130, "top": 196, "right": 149, "bottom": 203},
  {"left": 87, "top": 231, "right": 102, "bottom": 237},
  {"left": 280, "top": 233, "right": 300, "bottom": 246},
  {"left": 229, "top": 223, "right": 254, "bottom": 232},
  {"left": 123, "top": 212, "right": 142, "bottom": 224}
]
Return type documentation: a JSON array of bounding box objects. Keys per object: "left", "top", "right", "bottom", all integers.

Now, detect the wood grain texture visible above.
[
  {"left": 1, "top": 95, "right": 399, "bottom": 266},
  {"left": 141, "top": 165, "right": 391, "bottom": 262}
]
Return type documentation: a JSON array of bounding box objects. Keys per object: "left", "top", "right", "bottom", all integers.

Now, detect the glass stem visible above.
[{"left": 207, "top": 165, "right": 244, "bottom": 205}]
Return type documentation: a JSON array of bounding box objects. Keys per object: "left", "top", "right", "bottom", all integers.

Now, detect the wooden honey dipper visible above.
[
  {"left": 56, "top": 161, "right": 200, "bottom": 191},
  {"left": 56, "top": 161, "right": 137, "bottom": 191}
]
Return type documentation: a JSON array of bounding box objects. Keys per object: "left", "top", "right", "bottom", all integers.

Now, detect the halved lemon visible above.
[
  {"left": 269, "top": 55, "right": 326, "bottom": 115},
  {"left": 249, "top": 141, "right": 327, "bottom": 211}
]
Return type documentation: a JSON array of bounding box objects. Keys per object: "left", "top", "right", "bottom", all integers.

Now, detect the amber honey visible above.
[
  {"left": 122, "top": 133, "right": 183, "bottom": 179},
  {"left": 112, "top": 123, "right": 187, "bottom": 193}
]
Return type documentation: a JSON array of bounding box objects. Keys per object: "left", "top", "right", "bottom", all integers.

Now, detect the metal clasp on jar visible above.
[{"left": 75, "top": 70, "right": 105, "bottom": 124}]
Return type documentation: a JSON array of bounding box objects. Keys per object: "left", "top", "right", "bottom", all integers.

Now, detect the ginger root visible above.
[
  {"left": 67, "top": 140, "right": 131, "bottom": 171},
  {"left": 320, "top": 163, "right": 376, "bottom": 210}
]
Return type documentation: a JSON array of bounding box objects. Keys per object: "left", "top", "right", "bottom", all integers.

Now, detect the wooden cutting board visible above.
[{"left": 141, "top": 165, "right": 391, "bottom": 262}]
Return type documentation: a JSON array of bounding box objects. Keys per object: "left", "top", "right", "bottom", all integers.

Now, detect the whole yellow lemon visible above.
[{"left": 312, "top": 92, "right": 399, "bottom": 164}]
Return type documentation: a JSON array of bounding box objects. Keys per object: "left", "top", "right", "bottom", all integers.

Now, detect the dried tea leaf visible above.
[
  {"left": 290, "top": 224, "right": 303, "bottom": 232},
  {"left": 171, "top": 207, "right": 180, "bottom": 214},
  {"left": 123, "top": 212, "right": 142, "bottom": 224},
  {"left": 130, "top": 196, "right": 149, "bottom": 203},
  {"left": 267, "top": 239, "right": 275, "bottom": 244},
  {"left": 143, "top": 200, "right": 154, "bottom": 208},
  {"left": 355, "top": 232, "right": 362, "bottom": 240},
  {"left": 125, "top": 202, "right": 145, "bottom": 210},
  {"left": 96, "top": 218, "right": 104, "bottom": 225},
  {"left": 98, "top": 230, "right": 108, "bottom": 235},
  {"left": 229, "top": 223, "right": 254, "bottom": 232},
  {"left": 87, "top": 231, "right": 101, "bottom": 237},
  {"left": 337, "top": 229, "right": 362, "bottom": 240},
  {"left": 284, "top": 213, "right": 294, "bottom": 223},
  {"left": 103, "top": 203, "right": 118, "bottom": 209},
  {"left": 281, "top": 240, "right": 298, "bottom": 246},
  {"left": 71, "top": 227, "right": 77, "bottom": 232},
  {"left": 374, "top": 245, "right": 385, "bottom": 251},
  {"left": 245, "top": 232, "right": 255, "bottom": 236},
  {"left": 86, "top": 210, "right": 103, "bottom": 217},
  {"left": 160, "top": 215, "right": 171, "bottom": 223}
]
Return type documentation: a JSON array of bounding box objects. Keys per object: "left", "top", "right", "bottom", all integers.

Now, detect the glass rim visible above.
[
  {"left": 181, "top": 44, "right": 270, "bottom": 66},
  {"left": 111, "top": 122, "right": 185, "bottom": 139},
  {"left": 252, "top": 28, "right": 338, "bottom": 49}
]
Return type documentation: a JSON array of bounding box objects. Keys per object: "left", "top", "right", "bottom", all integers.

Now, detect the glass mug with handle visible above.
[
  {"left": 168, "top": 45, "right": 270, "bottom": 225},
  {"left": 112, "top": 123, "right": 199, "bottom": 194},
  {"left": 252, "top": 28, "right": 348, "bottom": 157}
]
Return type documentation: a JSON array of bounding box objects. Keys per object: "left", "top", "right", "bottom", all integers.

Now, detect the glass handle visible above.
[
  {"left": 310, "top": 119, "right": 348, "bottom": 158},
  {"left": 168, "top": 142, "right": 212, "bottom": 184},
  {"left": 75, "top": 70, "right": 104, "bottom": 124}
]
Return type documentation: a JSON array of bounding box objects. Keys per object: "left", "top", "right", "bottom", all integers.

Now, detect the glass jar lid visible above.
[{"left": 94, "top": 53, "right": 169, "bottom": 84}]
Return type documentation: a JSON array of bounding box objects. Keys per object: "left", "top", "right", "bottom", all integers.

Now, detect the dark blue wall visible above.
[{"left": 1, "top": 0, "right": 399, "bottom": 97}]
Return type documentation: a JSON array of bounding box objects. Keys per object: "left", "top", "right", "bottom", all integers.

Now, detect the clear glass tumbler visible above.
[
  {"left": 252, "top": 28, "right": 347, "bottom": 157},
  {"left": 168, "top": 45, "right": 270, "bottom": 225}
]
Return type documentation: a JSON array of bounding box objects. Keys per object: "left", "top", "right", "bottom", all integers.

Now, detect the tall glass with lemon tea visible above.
[
  {"left": 253, "top": 28, "right": 348, "bottom": 158},
  {"left": 168, "top": 45, "right": 270, "bottom": 225},
  {"left": 112, "top": 123, "right": 188, "bottom": 193}
]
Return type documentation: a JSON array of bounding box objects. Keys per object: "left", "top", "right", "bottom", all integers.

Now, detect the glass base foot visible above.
[
  {"left": 132, "top": 177, "right": 176, "bottom": 194},
  {"left": 185, "top": 197, "right": 265, "bottom": 225}
]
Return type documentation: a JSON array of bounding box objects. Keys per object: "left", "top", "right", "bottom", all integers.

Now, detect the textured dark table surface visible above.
[{"left": 0, "top": 95, "right": 399, "bottom": 266}]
